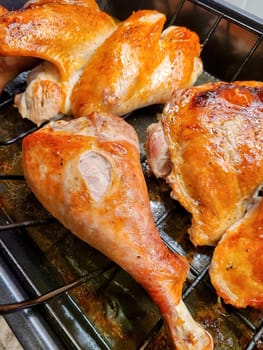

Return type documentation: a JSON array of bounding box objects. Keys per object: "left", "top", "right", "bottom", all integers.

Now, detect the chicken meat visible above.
[
  {"left": 145, "top": 81, "right": 263, "bottom": 246},
  {"left": 0, "top": 0, "right": 117, "bottom": 125},
  {"left": 71, "top": 10, "right": 203, "bottom": 118},
  {"left": 22, "top": 112, "right": 213, "bottom": 349},
  {"left": 0, "top": 6, "right": 202, "bottom": 125},
  {"left": 209, "top": 196, "right": 263, "bottom": 309},
  {"left": 0, "top": 0, "right": 97, "bottom": 94}
]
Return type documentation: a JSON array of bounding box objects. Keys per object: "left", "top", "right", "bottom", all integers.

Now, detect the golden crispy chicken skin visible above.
[
  {"left": 22, "top": 113, "right": 213, "bottom": 349},
  {"left": 0, "top": 5, "right": 7, "bottom": 16},
  {"left": 210, "top": 197, "right": 263, "bottom": 309},
  {"left": 0, "top": 2, "right": 111, "bottom": 79},
  {"left": 71, "top": 10, "right": 202, "bottom": 117},
  {"left": 0, "top": 2, "right": 116, "bottom": 124},
  {"left": 146, "top": 81, "right": 263, "bottom": 246},
  {"left": 0, "top": 0, "right": 100, "bottom": 94}
]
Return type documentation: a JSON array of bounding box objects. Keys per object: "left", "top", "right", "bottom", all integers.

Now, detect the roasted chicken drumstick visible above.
[
  {"left": 145, "top": 81, "right": 263, "bottom": 246},
  {"left": 22, "top": 112, "right": 213, "bottom": 349}
]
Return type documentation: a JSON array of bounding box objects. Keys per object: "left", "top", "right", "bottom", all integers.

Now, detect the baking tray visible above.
[{"left": 0, "top": 0, "right": 263, "bottom": 349}]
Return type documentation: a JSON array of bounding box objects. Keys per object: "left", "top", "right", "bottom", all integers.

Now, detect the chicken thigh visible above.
[
  {"left": 145, "top": 81, "right": 263, "bottom": 246},
  {"left": 22, "top": 112, "right": 213, "bottom": 349},
  {"left": 71, "top": 10, "right": 203, "bottom": 117},
  {"left": 210, "top": 196, "right": 263, "bottom": 309},
  {"left": 0, "top": 1, "right": 116, "bottom": 124},
  {"left": 0, "top": 0, "right": 98, "bottom": 95}
]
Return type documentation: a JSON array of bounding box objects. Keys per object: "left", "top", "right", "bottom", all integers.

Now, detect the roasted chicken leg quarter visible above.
[
  {"left": 145, "top": 81, "right": 263, "bottom": 246},
  {"left": 71, "top": 10, "right": 203, "bottom": 117},
  {"left": 22, "top": 112, "right": 213, "bottom": 349}
]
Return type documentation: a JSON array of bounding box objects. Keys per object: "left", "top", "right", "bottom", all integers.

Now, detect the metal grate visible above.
[{"left": 1, "top": 0, "right": 263, "bottom": 349}]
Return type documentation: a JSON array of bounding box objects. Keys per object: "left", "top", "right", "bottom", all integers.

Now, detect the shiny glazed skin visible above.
[
  {"left": 71, "top": 10, "right": 202, "bottom": 117},
  {"left": 0, "top": 0, "right": 102, "bottom": 94},
  {"left": 0, "top": 2, "right": 116, "bottom": 81},
  {"left": 0, "top": 0, "right": 117, "bottom": 122},
  {"left": 162, "top": 81, "right": 263, "bottom": 246},
  {"left": 210, "top": 197, "right": 263, "bottom": 309},
  {"left": 22, "top": 112, "right": 213, "bottom": 349}
]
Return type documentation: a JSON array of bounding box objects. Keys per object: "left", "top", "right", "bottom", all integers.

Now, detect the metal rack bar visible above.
[
  {"left": 230, "top": 34, "right": 263, "bottom": 81},
  {"left": 0, "top": 218, "right": 55, "bottom": 232},
  {"left": 0, "top": 264, "right": 115, "bottom": 314},
  {"left": 201, "top": 15, "right": 223, "bottom": 50},
  {"left": 191, "top": 0, "right": 263, "bottom": 34},
  {"left": 168, "top": 0, "right": 187, "bottom": 25},
  {"left": 245, "top": 322, "right": 263, "bottom": 350},
  {"left": 0, "top": 126, "right": 38, "bottom": 146}
]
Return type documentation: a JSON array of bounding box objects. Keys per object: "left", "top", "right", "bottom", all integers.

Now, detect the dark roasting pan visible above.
[{"left": 0, "top": 0, "right": 263, "bottom": 349}]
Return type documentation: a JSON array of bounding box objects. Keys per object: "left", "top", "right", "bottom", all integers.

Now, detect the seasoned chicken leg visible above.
[
  {"left": 71, "top": 10, "right": 202, "bottom": 117},
  {"left": 22, "top": 113, "right": 213, "bottom": 349},
  {"left": 145, "top": 81, "right": 263, "bottom": 246},
  {"left": 210, "top": 196, "right": 263, "bottom": 309},
  {"left": 0, "top": 1, "right": 116, "bottom": 124}
]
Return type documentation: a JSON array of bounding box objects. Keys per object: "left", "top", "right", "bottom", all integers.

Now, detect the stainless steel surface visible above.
[{"left": 220, "top": 0, "right": 263, "bottom": 19}]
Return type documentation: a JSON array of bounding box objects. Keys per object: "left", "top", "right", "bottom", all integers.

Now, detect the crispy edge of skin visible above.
[
  {"left": 0, "top": 4, "right": 116, "bottom": 80},
  {"left": 210, "top": 197, "right": 263, "bottom": 309},
  {"left": 162, "top": 81, "right": 263, "bottom": 246}
]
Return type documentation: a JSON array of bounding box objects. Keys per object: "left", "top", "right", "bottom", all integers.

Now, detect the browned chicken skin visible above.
[
  {"left": 0, "top": 0, "right": 116, "bottom": 124},
  {"left": 0, "top": 5, "right": 7, "bottom": 15},
  {"left": 0, "top": 0, "right": 97, "bottom": 94},
  {"left": 0, "top": 0, "right": 104, "bottom": 75},
  {"left": 0, "top": 0, "right": 115, "bottom": 80},
  {"left": 72, "top": 10, "right": 202, "bottom": 117},
  {"left": 210, "top": 196, "right": 263, "bottom": 309},
  {"left": 22, "top": 112, "right": 213, "bottom": 349},
  {"left": 0, "top": 6, "right": 202, "bottom": 125},
  {"left": 146, "top": 81, "right": 263, "bottom": 246}
]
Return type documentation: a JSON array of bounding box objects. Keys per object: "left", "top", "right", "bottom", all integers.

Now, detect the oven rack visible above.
[{"left": 1, "top": 0, "right": 263, "bottom": 349}]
